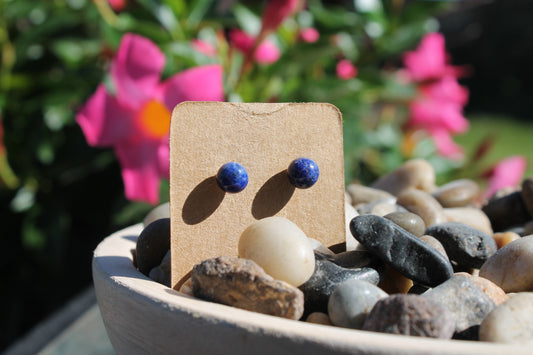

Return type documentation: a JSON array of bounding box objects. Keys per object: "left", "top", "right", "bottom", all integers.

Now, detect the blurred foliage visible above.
[{"left": 0, "top": 0, "right": 462, "bottom": 349}]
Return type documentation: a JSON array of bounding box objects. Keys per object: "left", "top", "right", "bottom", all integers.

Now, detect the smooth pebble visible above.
[
  {"left": 370, "top": 159, "right": 436, "bottom": 196},
  {"left": 136, "top": 218, "right": 170, "bottom": 276},
  {"left": 492, "top": 231, "right": 521, "bottom": 249},
  {"left": 350, "top": 215, "right": 453, "bottom": 287},
  {"left": 479, "top": 235, "right": 533, "bottom": 292},
  {"left": 442, "top": 207, "right": 493, "bottom": 235},
  {"left": 384, "top": 211, "right": 426, "bottom": 237},
  {"left": 397, "top": 188, "right": 447, "bottom": 227},
  {"left": 345, "top": 202, "right": 362, "bottom": 251},
  {"left": 346, "top": 183, "right": 394, "bottom": 205},
  {"left": 306, "top": 312, "right": 332, "bottom": 325},
  {"left": 300, "top": 252, "right": 382, "bottom": 314},
  {"left": 238, "top": 217, "right": 315, "bottom": 287},
  {"left": 482, "top": 191, "right": 530, "bottom": 232},
  {"left": 328, "top": 279, "right": 388, "bottom": 329},
  {"left": 431, "top": 179, "right": 479, "bottom": 208},
  {"left": 479, "top": 292, "right": 533, "bottom": 344}
]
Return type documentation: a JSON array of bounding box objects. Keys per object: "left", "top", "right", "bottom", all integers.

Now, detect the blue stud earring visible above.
[
  {"left": 216, "top": 162, "right": 248, "bottom": 193},
  {"left": 287, "top": 157, "right": 319, "bottom": 189}
]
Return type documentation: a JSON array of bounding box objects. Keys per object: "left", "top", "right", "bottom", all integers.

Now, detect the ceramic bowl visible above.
[{"left": 92, "top": 224, "right": 526, "bottom": 355}]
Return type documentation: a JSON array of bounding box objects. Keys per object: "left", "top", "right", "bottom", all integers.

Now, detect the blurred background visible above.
[{"left": 1, "top": 0, "right": 532, "bottom": 351}]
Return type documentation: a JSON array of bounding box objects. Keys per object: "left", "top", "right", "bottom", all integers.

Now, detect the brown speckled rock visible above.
[
  {"left": 363, "top": 294, "right": 455, "bottom": 339},
  {"left": 192, "top": 255, "right": 304, "bottom": 320}
]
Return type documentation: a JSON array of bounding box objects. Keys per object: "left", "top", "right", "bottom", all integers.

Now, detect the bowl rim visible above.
[{"left": 92, "top": 224, "right": 527, "bottom": 355}]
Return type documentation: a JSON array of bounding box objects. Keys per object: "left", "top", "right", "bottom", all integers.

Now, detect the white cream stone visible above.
[
  {"left": 345, "top": 201, "right": 362, "bottom": 251},
  {"left": 238, "top": 217, "right": 315, "bottom": 287},
  {"left": 479, "top": 235, "right": 533, "bottom": 292},
  {"left": 479, "top": 292, "right": 533, "bottom": 344}
]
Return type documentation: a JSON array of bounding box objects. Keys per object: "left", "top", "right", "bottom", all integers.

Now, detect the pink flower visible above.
[
  {"left": 484, "top": 156, "right": 527, "bottom": 199},
  {"left": 191, "top": 39, "right": 217, "bottom": 57},
  {"left": 299, "top": 27, "right": 319, "bottom": 43},
  {"left": 421, "top": 75, "right": 469, "bottom": 106},
  {"left": 336, "top": 59, "right": 358, "bottom": 80},
  {"left": 409, "top": 98, "right": 469, "bottom": 134},
  {"left": 261, "top": 0, "right": 301, "bottom": 34},
  {"left": 108, "top": 0, "right": 126, "bottom": 11},
  {"left": 403, "top": 32, "right": 458, "bottom": 82},
  {"left": 76, "top": 33, "right": 224, "bottom": 204},
  {"left": 229, "top": 29, "right": 280, "bottom": 64}
]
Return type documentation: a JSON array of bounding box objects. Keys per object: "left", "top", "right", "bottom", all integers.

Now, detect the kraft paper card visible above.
[{"left": 169, "top": 102, "right": 345, "bottom": 287}]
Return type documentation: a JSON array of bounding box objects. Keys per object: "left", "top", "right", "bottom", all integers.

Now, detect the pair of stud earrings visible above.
[{"left": 216, "top": 158, "right": 319, "bottom": 193}]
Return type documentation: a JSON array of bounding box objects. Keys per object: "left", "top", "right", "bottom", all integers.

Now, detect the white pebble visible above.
[
  {"left": 238, "top": 217, "right": 315, "bottom": 287},
  {"left": 479, "top": 292, "right": 533, "bottom": 344}
]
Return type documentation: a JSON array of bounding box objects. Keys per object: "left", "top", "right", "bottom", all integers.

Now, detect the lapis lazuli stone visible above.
[
  {"left": 216, "top": 162, "right": 248, "bottom": 193},
  {"left": 287, "top": 158, "right": 319, "bottom": 189}
]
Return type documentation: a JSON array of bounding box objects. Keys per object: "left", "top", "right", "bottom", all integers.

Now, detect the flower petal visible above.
[
  {"left": 115, "top": 140, "right": 163, "bottom": 205},
  {"left": 111, "top": 33, "right": 166, "bottom": 108},
  {"left": 229, "top": 29, "right": 254, "bottom": 54},
  {"left": 484, "top": 156, "right": 527, "bottom": 199},
  {"left": 409, "top": 99, "right": 469, "bottom": 134},
  {"left": 254, "top": 39, "right": 280, "bottom": 64},
  {"left": 336, "top": 59, "right": 358, "bottom": 80},
  {"left": 300, "top": 27, "right": 319, "bottom": 43},
  {"left": 157, "top": 65, "right": 224, "bottom": 109},
  {"left": 403, "top": 32, "right": 448, "bottom": 81},
  {"left": 422, "top": 76, "right": 469, "bottom": 106},
  {"left": 157, "top": 143, "right": 170, "bottom": 179},
  {"left": 76, "top": 84, "right": 135, "bottom": 146}
]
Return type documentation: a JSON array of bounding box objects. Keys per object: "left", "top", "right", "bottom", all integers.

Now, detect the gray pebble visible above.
[
  {"left": 350, "top": 215, "right": 453, "bottom": 287},
  {"left": 422, "top": 275, "right": 495, "bottom": 333},
  {"left": 384, "top": 211, "right": 426, "bottom": 237},
  {"left": 299, "top": 252, "right": 382, "bottom": 314},
  {"left": 363, "top": 294, "right": 455, "bottom": 339},
  {"left": 424, "top": 222, "right": 497, "bottom": 269},
  {"left": 482, "top": 191, "right": 530, "bottom": 232},
  {"left": 136, "top": 218, "right": 170, "bottom": 275},
  {"left": 328, "top": 279, "right": 388, "bottom": 329}
]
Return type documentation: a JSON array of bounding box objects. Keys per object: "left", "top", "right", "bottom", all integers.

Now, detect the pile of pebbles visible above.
[{"left": 134, "top": 159, "right": 533, "bottom": 344}]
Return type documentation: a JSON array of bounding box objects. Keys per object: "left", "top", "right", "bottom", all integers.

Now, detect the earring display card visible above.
[{"left": 169, "top": 102, "right": 345, "bottom": 288}]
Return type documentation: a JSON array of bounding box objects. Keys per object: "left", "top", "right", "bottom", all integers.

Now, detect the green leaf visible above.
[
  {"left": 233, "top": 3, "right": 261, "bottom": 35},
  {"left": 187, "top": 0, "right": 214, "bottom": 28}
]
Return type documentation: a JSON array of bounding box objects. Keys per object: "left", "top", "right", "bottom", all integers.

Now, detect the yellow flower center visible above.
[{"left": 137, "top": 100, "right": 171, "bottom": 139}]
